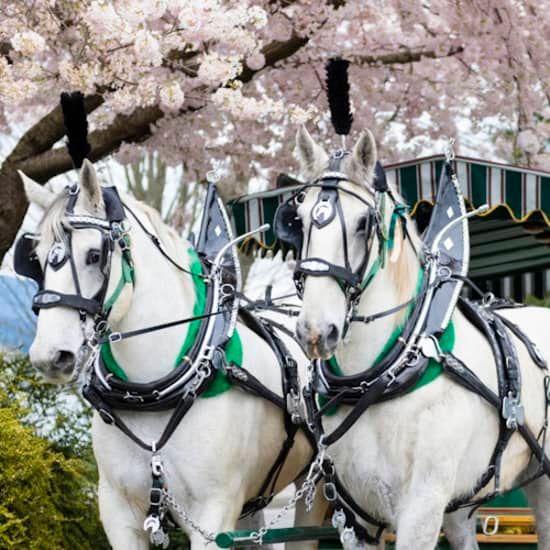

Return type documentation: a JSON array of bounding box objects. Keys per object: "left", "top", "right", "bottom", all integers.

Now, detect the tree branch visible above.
[{"left": 350, "top": 44, "right": 464, "bottom": 65}]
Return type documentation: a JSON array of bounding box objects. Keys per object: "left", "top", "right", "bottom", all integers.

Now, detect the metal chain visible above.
[
  {"left": 162, "top": 487, "right": 217, "bottom": 543},
  {"left": 250, "top": 449, "right": 326, "bottom": 545}
]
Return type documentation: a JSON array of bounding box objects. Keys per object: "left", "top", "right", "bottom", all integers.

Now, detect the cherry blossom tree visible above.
[{"left": 0, "top": 0, "right": 548, "bottom": 261}]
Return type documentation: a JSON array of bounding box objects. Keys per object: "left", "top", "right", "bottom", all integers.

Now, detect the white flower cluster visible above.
[
  {"left": 212, "top": 87, "right": 284, "bottom": 121},
  {"left": 517, "top": 130, "right": 540, "bottom": 155},
  {"left": 11, "top": 31, "right": 46, "bottom": 57},
  {"left": 159, "top": 81, "right": 185, "bottom": 112},
  {"left": 198, "top": 54, "right": 242, "bottom": 86},
  {"left": 134, "top": 29, "right": 163, "bottom": 67}
]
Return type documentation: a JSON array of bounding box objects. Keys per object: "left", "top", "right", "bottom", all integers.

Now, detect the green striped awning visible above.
[
  {"left": 230, "top": 155, "right": 550, "bottom": 281},
  {"left": 387, "top": 155, "right": 550, "bottom": 223}
]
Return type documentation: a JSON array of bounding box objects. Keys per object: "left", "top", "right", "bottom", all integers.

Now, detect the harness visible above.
[
  {"left": 14, "top": 180, "right": 314, "bottom": 546},
  {"left": 275, "top": 152, "right": 550, "bottom": 548}
]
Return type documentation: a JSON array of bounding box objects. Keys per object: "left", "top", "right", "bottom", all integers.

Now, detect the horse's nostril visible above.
[
  {"left": 326, "top": 323, "right": 339, "bottom": 348},
  {"left": 52, "top": 350, "right": 76, "bottom": 372}
]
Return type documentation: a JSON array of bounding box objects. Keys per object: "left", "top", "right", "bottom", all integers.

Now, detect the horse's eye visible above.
[
  {"left": 295, "top": 191, "right": 306, "bottom": 204},
  {"left": 356, "top": 215, "right": 369, "bottom": 234},
  {"left": 86, "top": 249, "right": 102, "bottom": 265}
]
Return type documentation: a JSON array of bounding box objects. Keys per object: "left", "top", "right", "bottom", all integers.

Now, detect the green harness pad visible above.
[
  {"left": 320, "top": 267, "right": 455, "bottom": 415},
  {"left": 100, "top": 247, "right": 243, "bottom": 396},
  {"left": 321, "top": 322, "right": 454, "bottom": 416}
]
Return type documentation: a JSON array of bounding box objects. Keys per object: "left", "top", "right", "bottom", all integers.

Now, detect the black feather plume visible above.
[
  {"left": 325, "top": 58, "right": 353, "bottom": 136},
  {"left": 60, "top": 91, "right": 91, "bottom": 169}
]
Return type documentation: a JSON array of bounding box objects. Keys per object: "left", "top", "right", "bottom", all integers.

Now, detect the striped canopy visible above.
[{"left": 231, "top": 155, "right": 550, "bottom": 293}]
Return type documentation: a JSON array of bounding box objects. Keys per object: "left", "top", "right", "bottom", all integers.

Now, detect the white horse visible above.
[
  {"left": 292, "top": 125, "right": 550, "bottom": 550},
  {"left": 20, "top": 161, "right": 327, "bottom": 550}
]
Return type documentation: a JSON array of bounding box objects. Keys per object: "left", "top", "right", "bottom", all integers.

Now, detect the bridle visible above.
[
  {"left": 14, "top": 183, "right": 136, "bottom": 373},
  {"left": 274, "top": 150, "right": 410, "bottom": 332},
  {"left": 33, "top": 184, "right": 133, "bottom": 323}
]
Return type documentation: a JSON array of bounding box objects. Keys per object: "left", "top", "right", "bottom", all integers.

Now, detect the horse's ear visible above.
[
  {"left": 19, "top": 170, "right": 56, "bottom": 210},
  {"left": 294, "top": 125, "right": 328, "bottom": 180},
  {"left": 79, "top": 159, "right": 103, "bottom": 210},
  {"left": 348, "top": 129, "right": 377, "bottom": 185}
]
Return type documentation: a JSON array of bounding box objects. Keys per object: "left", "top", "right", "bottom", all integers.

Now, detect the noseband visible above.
[{"left": 274, "top": 151, "right": 408, "bottom": 328}]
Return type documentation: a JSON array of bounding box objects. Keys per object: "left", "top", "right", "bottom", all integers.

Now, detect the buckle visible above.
[
  {"left": 324, "top": 482, "right": 337, "bottom": 502},
  {"left": 108, "top": 332, "right": 122, "bottom": 343},
  {"left": 502, "top": 391, "right": 525, "bottom": 429},
  {"left": 99, "top": 408, "right": 114, "bottom": 425},
  {"left": 151, "top": 453, "right": 164, "bottom": 477}
]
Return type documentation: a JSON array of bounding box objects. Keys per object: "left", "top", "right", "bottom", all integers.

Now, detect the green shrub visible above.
[
  {"left": 525, "top": 293, "right": 550, "bottom": 308},
  {"left": 0, "top": 353, "right": 191, "bottom": 549},
  {"left": 0, "top": 353, "right": 109, "bottom": 549}
]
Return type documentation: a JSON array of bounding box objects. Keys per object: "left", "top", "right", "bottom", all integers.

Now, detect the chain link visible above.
[
  {"left": 162, "top": 488, "right": 217, "bottom": 543},
  {"left": 250, "top": 450, "right": 326, "bottom": 545}
]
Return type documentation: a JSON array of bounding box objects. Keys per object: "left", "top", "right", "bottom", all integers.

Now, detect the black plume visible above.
[
  {"left": 60, "top": 91, "right": 91, "bottom": 169},
  {"left": 325, "top": 58, "right": 353, "bottom": 136}
]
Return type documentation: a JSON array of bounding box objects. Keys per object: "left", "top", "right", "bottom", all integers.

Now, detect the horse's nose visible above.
[
  {"left": 296, "top": 319, "right": 340, "bottom": 358},
  {"left": 51, "top": 350, "right": 76, "bottom": 373},
  {"left": 325, "top": 323, "right": 339, "bottom": 349}
]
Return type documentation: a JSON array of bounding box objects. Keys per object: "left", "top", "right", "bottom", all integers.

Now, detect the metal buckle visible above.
[
  {"left": 151, "top": 453, "right": 164, "bottom": 477},
  {"left": 502, "top": 391, "right": 525, "bottom": 429},
  {"left": 108, "top": 332, "right": 122, "bottom": 343},
  {"left": 483, "top": 292, "right": 495, "bottom": 307},
  {"left": 324, "top": 482, "right": 337, "bottom": 502},
  {"left": 123, "top": 391, "right": 144, "bottom": 403},
  {"left": 99, "top": 408, "right": 114, "bottom": 425}
]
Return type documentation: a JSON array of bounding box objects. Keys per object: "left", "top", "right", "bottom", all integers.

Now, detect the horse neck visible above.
[
  {"left": 108, "top": 207, "right": 196, "bottom": 383},
  {"left": 335, "top": 227, "right": 422, "bottom": 375}
]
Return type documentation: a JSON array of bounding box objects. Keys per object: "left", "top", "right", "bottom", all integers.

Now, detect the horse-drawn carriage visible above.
[{"left": 11, "top": 64, "right": 550, "bottom": 550}]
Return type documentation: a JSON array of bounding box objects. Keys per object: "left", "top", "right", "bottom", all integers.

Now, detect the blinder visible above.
[
  {"left": 273, "top": 199, "right": 304, "bottom": 253},
  {"left": 14, "top": 233, "right": 43, "bottom": 288}
]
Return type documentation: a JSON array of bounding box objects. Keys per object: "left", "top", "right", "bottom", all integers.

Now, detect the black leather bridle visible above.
[
  {"left": 274, "top": 151, "right": 408, "bottom": 332},
  {"left": 14, "top": 183, "right": 133, "bottom": 326}
]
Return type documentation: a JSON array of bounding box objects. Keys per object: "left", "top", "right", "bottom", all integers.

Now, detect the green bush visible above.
[
  {"left": 525, "top": 293, "right": 550, "bottom": 308},
  {"left": 0, "top": 353, "right": 192, "bottom": 549},
  {"left": 0, "top": 353, "right": 109, "bottom": 549}
]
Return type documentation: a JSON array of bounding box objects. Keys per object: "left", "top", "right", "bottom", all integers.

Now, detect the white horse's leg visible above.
[
  {"left": 524, "top": 476, "right": 550, "bottom": 550},
  {"left": 443, "top": 509, "right": 479, "bottom": 550},
  {"left": 286, "top": 479, "right": 329, "bottom": 550},
  {"left": 394, "top": 487, "right": 448, "bottom": 550},
  {"left": 98, "top": 480, "right": 149, "bottom": 550}
]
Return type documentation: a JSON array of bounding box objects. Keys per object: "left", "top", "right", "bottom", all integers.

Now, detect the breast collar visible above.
[{"left": 311, "top": 161, "right": 472, "bottom": 418}]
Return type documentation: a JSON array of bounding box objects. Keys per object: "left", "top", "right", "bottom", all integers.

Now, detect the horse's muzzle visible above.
[
  {"left": 296, "top": 319, "right": 340, "bottom": 359},
  {"left": 33, "top": 349, "right": 77, "bottom": 382}
]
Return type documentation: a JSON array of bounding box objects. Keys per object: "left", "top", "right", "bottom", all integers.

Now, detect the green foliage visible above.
[
  {"left": 524, "top": 293, "right": 550, "bottom": 308},
  {"left": 0, "top": 353, "right": 109, "bottom": 549}
]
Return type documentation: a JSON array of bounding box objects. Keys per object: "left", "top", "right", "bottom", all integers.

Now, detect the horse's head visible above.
[
  {"left": 286, "top": 126, "right": 408, "bottom": 358},
  {"left": 19, "top": 160, "right": 133, "bottom": 382}
]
